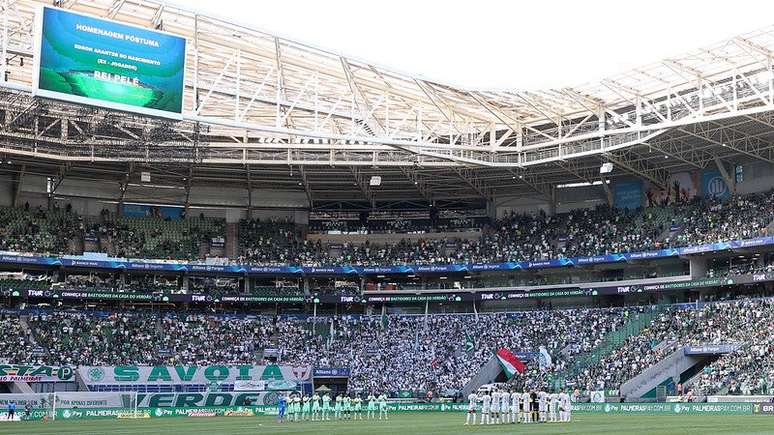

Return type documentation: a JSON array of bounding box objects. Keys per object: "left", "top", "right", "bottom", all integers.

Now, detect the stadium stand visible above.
[
  {"left": 1, "top": 3, "right": 774, "bottom": 416},
  {"left": 7, "top": 296, "right": 773, "bottom": 398},
  {"left": 233, "top": 193, "right": 774, "bottom": 267},
  {"left": 0, "top": 205, "right": 82, "bottom": 255},
  {"left": 92, "top": 214, "right": 225, "bottom": 260},
  {"left": 0, "top": 192, "right": 769, "bottom": 267},
  {"left": 565, "top": 299, "right": 774, "bottom": 397}
]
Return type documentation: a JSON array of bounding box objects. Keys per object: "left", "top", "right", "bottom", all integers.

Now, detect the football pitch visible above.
[{"left": 0, "top": 413, "right": 771, "bottom": 435}]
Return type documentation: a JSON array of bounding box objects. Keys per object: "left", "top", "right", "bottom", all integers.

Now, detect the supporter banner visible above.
[
  {"left": 34, "top": 6, "right": 187, "bottom": 119},
  {"left": 613, "top": 180, "right": 643, "bottom": 210},
  {"left": 0, "top": 364, "right": 74, "bottom": 382},
  {"left": 683, "top": 343, "right": 740, "bottom": 355},
  {"left": 645, "top": 171, "right": 699, "bottom": 206},
  {"left": 702, "top": 170, "right": 731, "bottom": 200},
  {"left": 233, "top": 380, "right": 266, "bottom": 391},
  {"left": 2, "top": 236, "right": 774, "bottom": 276},
  {"left": 79, "top": 365, "right": 311, "bottom": 386},
  {"left": 0, "top": 392, "right": 128, "bottom": 408},
  {"left": 133, "top": 392, "right": 273, "bottom": 407}
]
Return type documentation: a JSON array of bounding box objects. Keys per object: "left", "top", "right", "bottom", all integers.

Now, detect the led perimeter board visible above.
[{"left": 33, "top": 6, "right": 186, "bottom": 119}]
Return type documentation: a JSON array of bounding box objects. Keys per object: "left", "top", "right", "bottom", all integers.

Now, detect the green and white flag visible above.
[{"left": 464, "top": 333, "right": 475, "bottom": 353}]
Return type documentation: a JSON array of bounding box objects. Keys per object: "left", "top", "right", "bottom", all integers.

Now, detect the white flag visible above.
[{"left": 538, "top": 346, "right": 553, "bottom": 370}]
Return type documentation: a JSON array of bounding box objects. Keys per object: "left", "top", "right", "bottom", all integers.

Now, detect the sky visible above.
[{"left": 181, "top": 0, "right": 774, "bottom": 91}]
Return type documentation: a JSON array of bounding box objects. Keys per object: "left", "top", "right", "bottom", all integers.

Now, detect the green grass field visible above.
[{"left": 0, "top": 413, "right": 771, "bottom": 435}]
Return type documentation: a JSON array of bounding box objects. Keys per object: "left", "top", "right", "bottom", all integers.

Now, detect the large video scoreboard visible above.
[{"left": 33, "top": 5, "right": 187, "bottom": 119}]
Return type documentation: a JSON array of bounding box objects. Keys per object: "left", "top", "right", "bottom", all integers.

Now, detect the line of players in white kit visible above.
[{"left": 465, "top": 387, "right": 572, "bottom": 425}]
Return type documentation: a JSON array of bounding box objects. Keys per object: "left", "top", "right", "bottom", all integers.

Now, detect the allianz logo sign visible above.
[{"left": 706, "top": 176, "right": 728, "bottom": 198}]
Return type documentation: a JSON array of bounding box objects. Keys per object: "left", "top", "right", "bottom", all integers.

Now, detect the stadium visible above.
[{"left": 0, "top": 0, "right": 773, "bottom": 433}]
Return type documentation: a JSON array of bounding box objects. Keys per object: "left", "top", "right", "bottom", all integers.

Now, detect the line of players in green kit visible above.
[{"left": 282, "top": 392, "right": 389, "bottom": 422}]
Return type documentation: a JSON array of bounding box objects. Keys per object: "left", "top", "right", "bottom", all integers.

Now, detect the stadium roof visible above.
[{"left": 1, "top": 0, "right": 774, "bottom": 206}]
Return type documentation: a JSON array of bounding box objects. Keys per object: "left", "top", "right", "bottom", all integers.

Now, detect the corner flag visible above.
[{"left": 495, "top": 348, "right": 525, "bottom": 379}]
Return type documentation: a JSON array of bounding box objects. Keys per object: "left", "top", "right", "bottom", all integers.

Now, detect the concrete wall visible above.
[
  {"left": 494, "top": 194, "right": 551, "bottom": 218},
  {"left": 735, "top": 161, "right": 774, "bottom": 195},
  {"left": 494, "top": 184, "right": 608, "bottom": 218},
  {"left": 0, "top": 174, "right": 14, "bottom": 207}
]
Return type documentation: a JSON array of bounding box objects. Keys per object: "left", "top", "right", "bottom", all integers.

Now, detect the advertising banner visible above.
[
  {"left": 55, "top": 406, "right": 262, "bottom": 420},
  {"left": 573, "top": 402, "right": 754, "bottom": 414},
  {"left": 313, "top": 368, "right": 351, "bottom": 378},
  {"left": 701, "top": 170, "right": 731, "bottom": 200},
  {"left": 708, "top": 395, "right": 774, "bottom": 403},
  {"left": 0, "top": 392, "right": 273, "bottom": 409},
  {"left": 3, "top": 236, "right": 774, "bottom": 278},
  {"left": 613, "top": 180, "right": 643, "bottom": 210},
  {"left": 15, "top": 273, "right": 773, "bottom": 306},
  {"left": 6, "top": 401, "right": 767, "bottom": 421},
  {"left": 79, "top": 365, "right": 311, "bottom": 386},
  {"left": 0, "top": 364, "right": 74, "bottom": 382},
  {"left": 34, "top": 6, "right": 186, "bottom": 118},
  {"left": 26, "top": 289, "right": 169, "bottom": 302},
  {"left": 683, "top": 344, "right": 740, "bottom": 355},
  {"left": 753, "top": 402, "right": 774, "bottom": 414}
]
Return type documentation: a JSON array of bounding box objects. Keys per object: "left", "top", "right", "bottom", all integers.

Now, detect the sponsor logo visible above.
[
  {"left": 706, "top": 176, "right": 728, "bottom": 198},
  {"left": 224, "top": 408, "right": 254, "bottom": 417},
  {"left": 752, "top": 403, "right": 774, "bottom": 414},
  {"left": 117, "top": 412, "right": 150, "bottom": 419},
  {"left": 88, "top": 367, "right": 105, "bottom": 382},
  {"left": 186, "top": 409, "right": 217, "bottom": 417}
]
